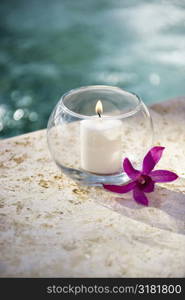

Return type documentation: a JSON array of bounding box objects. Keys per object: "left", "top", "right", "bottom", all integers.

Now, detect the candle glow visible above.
[{"left": 95, "top": 100, "right": 103, "bottom": 117}]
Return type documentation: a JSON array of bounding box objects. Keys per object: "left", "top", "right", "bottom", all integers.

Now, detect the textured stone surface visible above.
[{"left": 0, "top": 97, "right": 185, "bottom": 277}]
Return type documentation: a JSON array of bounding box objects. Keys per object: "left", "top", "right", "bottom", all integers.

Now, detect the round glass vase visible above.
[{"left": 47, "top": 85, "right": 153, "bottom": 185}]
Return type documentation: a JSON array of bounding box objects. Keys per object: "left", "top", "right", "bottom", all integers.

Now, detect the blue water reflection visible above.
[{"left": 0, "top": 0, "right": 185, "bottom": 137}]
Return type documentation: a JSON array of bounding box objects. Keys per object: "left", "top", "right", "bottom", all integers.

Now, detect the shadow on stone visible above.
[{"left": 94, "top": 186, "right": 185, "bottom": 235}]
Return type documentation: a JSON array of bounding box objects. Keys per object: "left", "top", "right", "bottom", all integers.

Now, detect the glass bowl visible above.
[{"left": 47, "top": 85, "right": 153, "bottom": 185}]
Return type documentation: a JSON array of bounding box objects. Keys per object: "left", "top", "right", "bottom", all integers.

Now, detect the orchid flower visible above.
[{"left": 103, "top": 146, "right": 178, "bottom": 206}]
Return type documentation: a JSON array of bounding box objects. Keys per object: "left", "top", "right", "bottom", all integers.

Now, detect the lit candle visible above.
[{"left": 80, "top": 100, "right": 122, "bottom": 174}]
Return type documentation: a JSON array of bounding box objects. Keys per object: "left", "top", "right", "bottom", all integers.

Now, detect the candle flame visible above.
[{"left": 95, "top": 100, "right": 103, "bottom": 117}]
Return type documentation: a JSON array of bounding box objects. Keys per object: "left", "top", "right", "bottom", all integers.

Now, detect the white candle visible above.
[{"left": 80, "top": 101, "right": 122, "bottom": 174}]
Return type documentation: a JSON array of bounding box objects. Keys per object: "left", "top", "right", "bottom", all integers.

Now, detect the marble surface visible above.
[{"left": 0, "top": 97, "right": 185, "bottom": 277}]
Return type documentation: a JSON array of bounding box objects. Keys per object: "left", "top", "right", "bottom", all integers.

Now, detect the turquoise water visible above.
[{"left": 0, "top": 0, "right": 185, "bottom": 138}]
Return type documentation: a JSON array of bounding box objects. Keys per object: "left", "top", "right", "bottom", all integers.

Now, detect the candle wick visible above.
[{"left": 98, "top": 112, "right": 101, "bottom": 118}]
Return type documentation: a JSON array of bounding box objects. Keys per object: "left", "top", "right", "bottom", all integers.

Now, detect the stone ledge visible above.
[{"left": 0, "top": 98, "right": 185, "bottom": 277}]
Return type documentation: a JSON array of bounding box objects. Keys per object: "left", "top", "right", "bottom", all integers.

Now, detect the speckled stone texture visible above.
[{"left": 0, "top": 98, "right": 185, "bottom": 277}]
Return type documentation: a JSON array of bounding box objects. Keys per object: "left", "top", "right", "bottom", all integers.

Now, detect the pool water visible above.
[{"left": 0, "top": 0, "right": 185, "bottom": 138}]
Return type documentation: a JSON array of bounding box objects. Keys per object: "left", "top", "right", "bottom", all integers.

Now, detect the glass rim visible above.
[{"left": 60, "top": 85, "right": 142, "bottom": 120}]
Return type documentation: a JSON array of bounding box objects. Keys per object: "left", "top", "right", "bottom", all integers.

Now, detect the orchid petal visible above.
[
  {"left": 142, "top": 180, "right": 155, "bottom": 193},
  {"left": 150, "top": 170, "right": 178, "bottom": 182},
  {"left": 123, "top": 158, "right": 140, "bottom": 180},
  {"left": 133, "top": 188, "right": 149, "bottom": 206},
  {"left": 103, "top": 181, "right": 136, "bottom": 194},
  {"left": 142, "top": 146, "right": 165, "bottom": 174}
]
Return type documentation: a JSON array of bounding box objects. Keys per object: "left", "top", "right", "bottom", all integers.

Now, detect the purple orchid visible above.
[{"left": 103, "top": 146, "right": 178, "bottom": 206}]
